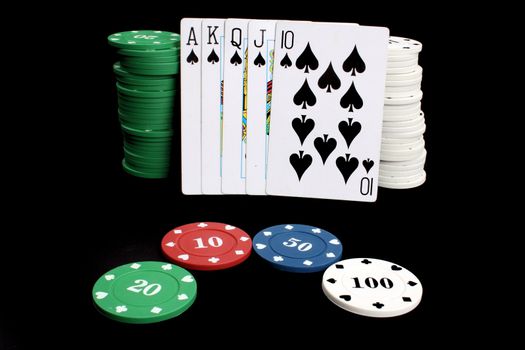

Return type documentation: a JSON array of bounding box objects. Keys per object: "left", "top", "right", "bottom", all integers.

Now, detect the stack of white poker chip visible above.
[{"left": 380, "top": 37, "right": 426, "bottom": 189}]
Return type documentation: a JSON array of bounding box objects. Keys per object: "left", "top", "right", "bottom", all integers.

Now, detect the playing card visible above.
[
  {"left": 266, "top": 21, "right": 389, "bottom": 201},
  {"left": 201, "top": 19, "right": 225, "bottom": 194},
  {"left": 221, "top": 19, "right": 249, "bottom": 194},
  {"left": 181, "top": 18, "right": 203, "bottom": 194},
  {"left": 246, "top": 20, "right": 277, "bottom": 195}
]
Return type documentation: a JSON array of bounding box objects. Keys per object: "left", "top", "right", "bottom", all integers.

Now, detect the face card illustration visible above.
[
  {"left": 266, "top": 21, "right": 388, "bottom": 201},
  {"left": 246, "top": 20, "right": 277, "bottom": 195},
  {"left": 181, "top": 18, "right": 203, "bottom": 195},
  {"left": 201, "top": 19, "right": 225, "bottom": 194},
  {"left": 221, "top": 19, "right": 249, "bottom": 194}
]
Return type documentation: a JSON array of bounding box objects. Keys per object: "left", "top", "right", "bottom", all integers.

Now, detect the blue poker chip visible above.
[{"left": 252, "top": 224, "right": 343, "bottom": 273}]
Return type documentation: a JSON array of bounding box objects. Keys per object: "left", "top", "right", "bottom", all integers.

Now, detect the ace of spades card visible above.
[
  {"left": 266, "top": 21, "right": 389, "bottom": 201},
  {"left": 181, "top": 18, "right": 203, "bottom": 194}
]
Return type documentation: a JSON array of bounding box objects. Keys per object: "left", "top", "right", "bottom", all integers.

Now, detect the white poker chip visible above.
[
  {"left": 322, "top": 258, "right": 423, "bottom": 317},
  {"left": 380, "top": 160, "right": 425, "bottom": 173},
  {"left": 383, "top": 112, "right": 424, "bottom": 128},
  {"left": 382, "top": 118, "right": 426, "bottom": 134},
  {"left": 384, "top": 90, "right": 423, "bottom": 106},
  {"left": 380, "top": 166, "right": 423, "bottom": 177},
  {"left": 385, "top": 76, "right": 422, "bottom": 87},
  {"left": 387, "top": 53, "right": 418, "bottom": 62},
  {"left": 385, "top": 65, "right": 422, "bottom": 81},
  {"left": 379, "top": 171, "right": 426, "bottom": 189},
  {"left": 381, "top": 136, "right": 423, "bottom": 145},
  {"left": 387, "top": 64, "right": 419, "bottom": 75},
  {"left": 381, "top": 137, "right": 424, "bottom": 151},
  {"left": 380, "top": 171, "right": 424, "bottom": 183},
  {"left": 383, "top": 123, "right": 426, "bottom": 140},
  {"left": 385, "top": 83, "right": 421, "bottom": 95},
  {"left": 380, "top": 149, "right": 426, "bottom": 166},
  {"left": 383, "top": 110, "right": 422, "bottom": 122},
  {"left": 387, "top": 57, "right": 418, "bottom": 68},
  {"left": 388, "top": 36, "right": 423, "bottom": 55},
  {"left": 380, "top": 146, "right": 425, "bottom": 162},
  {"left": 383, "top": 101, "right": 421, "bottom": 112},
  {"left": 384, "top": 89, "right": 422, "bottom": 99}
]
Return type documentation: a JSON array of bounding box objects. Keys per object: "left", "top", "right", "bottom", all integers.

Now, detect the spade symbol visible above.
[
  {"left": 340, "top": 82, "right": 363, "bottom": 112},
  {"left": 293, "top": 79, "right": 317, "bottom": 109},
  {"left": 280, "top": 53, "right": 292, "bottom": 68},
  {"left": 336, "top": 154, "right": 359, "bottom": 184},
  {"left": 338, "top": 118, "right": 361, "bottom": 148},
  {"left": 295, "top": 43, "right": 319, "bottom": 73},
  {"left": 207, "top": 49, "right": 219, "bottom": 64},
  {"left": 317, "top": 62, "right": 341, "bottom": 93},
  {"left": 186, "top": 49, "right": 199, "bottom": 65},
  {"left": 292, "top": 115, "right": 315, "bottom": 145},
  {"left": 230, "top": 50, "right": 242, "bottom": 66},
  {"left": 314, "top": 134, "right": 337, "bottom": 165},
  {"left": 362, "top": 159, "right": 374, "bottom": 173},
  {"left": 290, "top": 150, "right": 312, "bottom": 181},
  {"left": 342, "top": 45, "right": 366, "bottom": 76},
  {"left": 254, "top": 52, "right": 266, "bottom": 67}
]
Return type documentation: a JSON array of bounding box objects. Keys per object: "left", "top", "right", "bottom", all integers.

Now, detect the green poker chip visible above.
[
  {"left": 125, "top": 159, "right": 170, "bottom": 172},
  {"left": 120, "top": 121, "right": 173, "bottom": 133},
  {"left": 123, "top": 145, "right": 171, "bottom": 158},
  {"left": 118, "top": 47, "right": 180, "bottom": 58},
  {"left": 117, "top": 83, "right": 176, "bottom": 98},
  {"left": 123, "top": 140, "right": 172, "bottom": 150},
  {"left": 117, "top": 94, "right": 176, "bottom": 106},
  {"left": 117, "top": 93, "right": 176, "bottom": 104},
  {"left": 121, "top": 65, "right": 179, "bottom": 76},
  {"left": 121, "top": 123, "right": 174, "bottom": 137},
  {"left": 118, "top": 100, "right": 174, "bottom": 111},
  {"left": 118, "top": 100, "right": 175, "bottom": 111},
  {"left": 122, "top": 160, "right": 169, "bottom": 178},
  {"left": 113, "top": 63, "right": 175, "bottom": 82},
  {"left": 108, "top": 31, "right": 180, "bottom": 50},
  {"left": 92, "top": 261, "right": 196, "bottom": 323},
  {"left": 124, "top": 148, "right": 171, "bottom": 161},
  {"left": 121, "top": 61, "right": 179, "bottom": 70},
  {"left": 117, "top": 80, "right": 176, "bottom": 91},
  {"left": 118, "top": 110, "right": 173, "bottom": 122},
  {"left": 121, "top": 56, "right": 179, "bottom": 64}
]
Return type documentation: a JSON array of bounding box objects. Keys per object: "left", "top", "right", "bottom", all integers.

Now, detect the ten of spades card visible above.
[
  {"left": 201, "top": 19, "right": 225, "bottom": 194},
  {"left": 181, "top": 18, "right": 203, "bottom": 194},
  {"left": 221, "top": 19, "right": 249, "bottom": 194},
  {"left": 266, "top": 21, "right": 389, "bottom": 202},
  {"left": 246, "top": 20, "right": 276, "bottom": 195}
]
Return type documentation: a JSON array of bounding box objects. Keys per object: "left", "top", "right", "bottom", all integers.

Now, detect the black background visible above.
[{"left": 3, "top": 3, "right": 480, "bottom": 349}]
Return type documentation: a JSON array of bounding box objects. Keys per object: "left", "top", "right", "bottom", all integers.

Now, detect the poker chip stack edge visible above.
[
  {"left": 381, "top": 36, "right": 426, "bottom": 189},
  {"left": 108, "top": 30, "right": 180, "bottom": 179}
]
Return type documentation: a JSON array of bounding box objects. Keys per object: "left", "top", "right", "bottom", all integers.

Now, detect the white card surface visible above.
[
  {"left": 201, "top": 19, "right": 225, "bottom": 194},
  {"left": 266, "top": 21, "right": 389, "bottom": 201},
  {"left": 246, "top": 20, "right": 277, "bottom": 195},
  {"left": 221, "top": 19, "right": 249, "bottom": 194},
  {"left": 181, "top": 18, "right": 203, "bottom": 194}
]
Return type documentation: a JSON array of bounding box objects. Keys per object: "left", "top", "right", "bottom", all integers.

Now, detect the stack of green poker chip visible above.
[{"left": 108, "top": 30, "right": 180, "bottom": 179}]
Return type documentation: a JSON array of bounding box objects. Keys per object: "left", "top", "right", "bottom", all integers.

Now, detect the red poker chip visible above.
[{"left": 161, "top": 222, "right": 252, "bottom": 270}]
